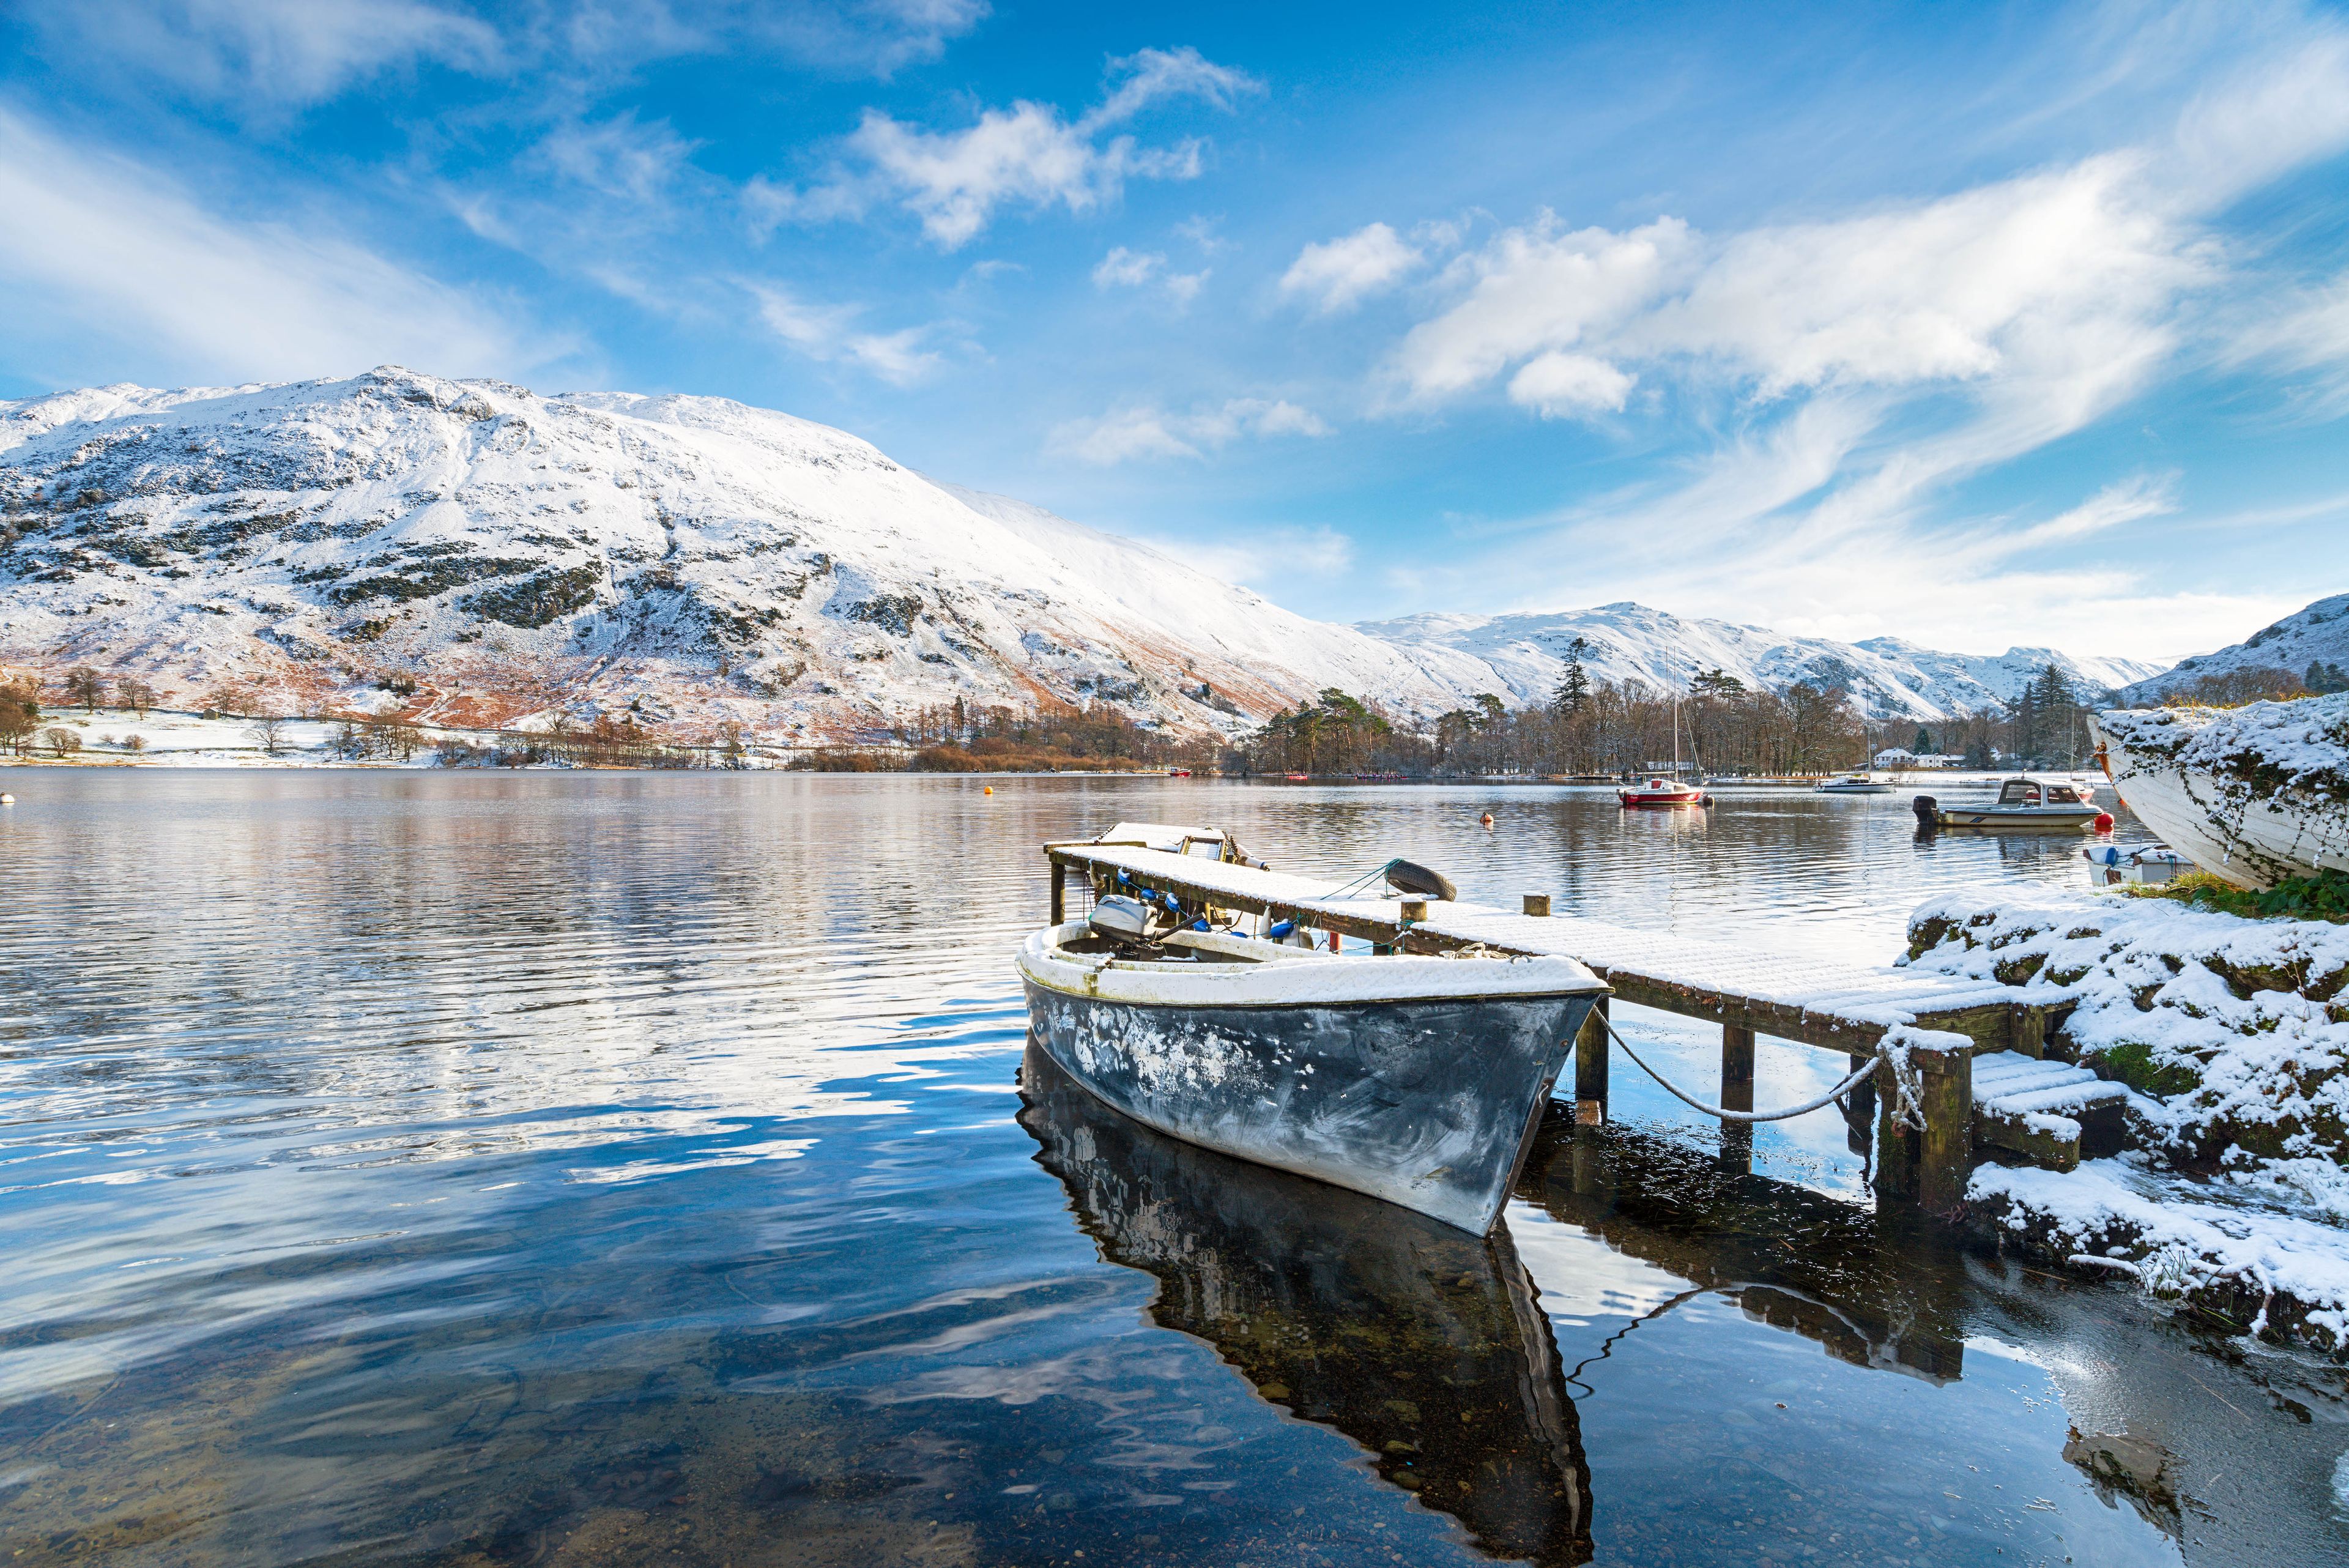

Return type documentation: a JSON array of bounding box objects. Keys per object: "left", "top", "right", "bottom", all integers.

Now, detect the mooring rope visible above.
[{"left": 1602, "top": 1017, "right": 1880, "bottom": 1123}]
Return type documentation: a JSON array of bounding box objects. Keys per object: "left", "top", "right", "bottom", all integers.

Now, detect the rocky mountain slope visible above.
[
  {"left": 1355, "top": 606, "right": 2163, "bottom": 723},
  {"left": 0, "top": 366, "right": 2159, "bottom": 741},
  {"left": 0, "top": 368, "right": 1470, "bottom": 739},
  {"left": 2120, "top": 593, "right": 2349, "bottom": 702}
]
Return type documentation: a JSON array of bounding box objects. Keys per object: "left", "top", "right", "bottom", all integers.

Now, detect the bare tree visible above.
[
  {"left": 41, "top": 727, "right": 80, "bottom": 758},
  {"left": 62, "top": 667, "right": 105, "bottom": 713},
  {"left": 117, "top": 677, "right": 157, "bottom": 718},
  {"left": 248, "top": 715, "right": 290, "bottom": 756},
  {"left": 0, "top": 682, "right": 37, "bottom": 756}
]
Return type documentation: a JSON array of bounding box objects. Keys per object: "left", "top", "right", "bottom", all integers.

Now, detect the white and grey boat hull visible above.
[{"left": 1017, "top": 934, "right": 1603, "bottom": 1233}]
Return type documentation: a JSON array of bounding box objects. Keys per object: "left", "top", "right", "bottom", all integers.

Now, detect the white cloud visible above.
[
  {"left": 1091, "top": 246, "right": 1208, "bottom": 305},
  {"left": 749, "top": 284, "right": 944, "bottom": 385},
  {"left": 1279, "top": 222, "right": 1423, "bottom": 313},
  {"left": 1048, "top": 397, "right": 1330, "bottom": 465},
  {"left": 0, "top": 105, "right": 539, "bottom": 381},
  {"left": 1507, "top": 352, "right": 1635, "bottom": 417},
  {"left": 1092, "top": 247, "right": 1163, "bottom": 288},
  {"left": 762, "top": 45, "right": 1260, "bottom": 248}
]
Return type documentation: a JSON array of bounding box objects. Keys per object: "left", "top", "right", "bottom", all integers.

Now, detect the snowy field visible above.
[{"left": 11, "top": 708, "right": 442, "bottom": 767}]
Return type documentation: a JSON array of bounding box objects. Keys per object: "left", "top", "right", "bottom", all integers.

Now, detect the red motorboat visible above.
[{"left": 1618, "top": 776, "right": 1707, "bottom": 808}]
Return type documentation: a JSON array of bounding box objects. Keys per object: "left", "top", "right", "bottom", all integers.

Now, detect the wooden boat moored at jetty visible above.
[
  {"left": 2089, "top": 705, "right": 2349, "bottom": 889},
  {"left": 1018, "top": 828, "right": 1607, "bottom": 1234},
  {"left": 1913, "top": 775, "right": 2107, "bottom": 831}
]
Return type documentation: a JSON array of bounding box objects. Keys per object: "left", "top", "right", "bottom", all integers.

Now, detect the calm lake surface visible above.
[{"left": 3, "top": 771, "right": 2343, "bottom": 1567}]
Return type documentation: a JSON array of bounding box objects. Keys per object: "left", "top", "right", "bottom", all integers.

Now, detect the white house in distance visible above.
[{"left": 1872, "top": 747, "right": 1970, "bottom": 769}]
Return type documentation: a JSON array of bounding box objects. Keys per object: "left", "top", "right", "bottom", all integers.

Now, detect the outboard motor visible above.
[
  {"left": 1088, "top": 894, "right": 1158, "bottom": 945},
  {"left": 1912, "top": 795, "right": 1939, "bottom": 833},
  {"left": 1384, "top": 859, "right": 1458, "bottom": 902}
]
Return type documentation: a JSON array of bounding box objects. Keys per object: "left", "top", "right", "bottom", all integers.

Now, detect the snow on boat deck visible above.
[{"left": 1050, "top": 842, "right": 2054, "bottom": 1052}]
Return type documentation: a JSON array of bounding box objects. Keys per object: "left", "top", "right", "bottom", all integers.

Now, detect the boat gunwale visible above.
[{"left": 1019, "top": 923, "right": 1609, "bottom": 1011}]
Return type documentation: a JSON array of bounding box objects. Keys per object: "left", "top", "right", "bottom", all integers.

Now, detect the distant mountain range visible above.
[
  {"left": 1356, "top": 605, "right": 2162, "bottom": 723},
  {"left": 0, "top": 366, "right": 2166, "bottom": 738},
  {"left": 2120, "top": 593, "right": 2349, "bottom": 702}
]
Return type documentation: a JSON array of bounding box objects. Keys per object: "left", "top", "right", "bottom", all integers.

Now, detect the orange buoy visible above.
[
  {"left": 1479, "top": 812, "right": 1494, "bottom": 828},
  {"left": 984, "top": 785, "right": 994, "bottom": 795}
]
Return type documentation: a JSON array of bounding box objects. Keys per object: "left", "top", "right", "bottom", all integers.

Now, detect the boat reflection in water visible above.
[{"left": 1019, "top": 1039, "right": 1595, "bottom": 1566}]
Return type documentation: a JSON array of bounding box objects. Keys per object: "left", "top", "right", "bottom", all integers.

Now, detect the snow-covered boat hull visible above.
[
  {"left": 1017, "top": 926, "right": 1604, "bottom": 1234},
  {"left": 2090, "top": 708, "right": 2349, "bottom": 890}
]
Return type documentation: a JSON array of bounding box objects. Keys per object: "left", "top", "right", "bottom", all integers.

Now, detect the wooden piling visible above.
[
  {"left": 1050, "top": 861, "right": 1066, "bottom": 925},
  {"left": 1874, "top": 1060, "right": 1918, "bottom": 1199},
  {"left": 1720, "top": 1025, "right": 1755, "bottom": 1117},
  {"left": 1573, "top": 997, "right": 1609, "bottom": 1124},
  {"left": 1915, "top": 1043, "right": 1973, "bottom": 1214},
  {"left": 1523, "top": 893, "right": 1552, "bottom": 917}
]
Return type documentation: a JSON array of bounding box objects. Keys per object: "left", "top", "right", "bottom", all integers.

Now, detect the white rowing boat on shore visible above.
[{"left": 2090, "top": 700, "right": 2349, "bottom": 889}]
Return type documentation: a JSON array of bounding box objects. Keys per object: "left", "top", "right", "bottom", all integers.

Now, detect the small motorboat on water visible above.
[
  {"left": 1914, "top": 775, "right": 2109, "bottom": 831},
  {"left": 1617, "top": 776, "right": 1709, "bottom": 808},
  {"left": 1017, "top": 848, "right": 1607, "bottom": 1235},
  {"left": 1814, "top": 774, "right": 1893, "bottom": 794},
  {"left": 2083, "top": 842, "right": 2194, "bottom": 887}
]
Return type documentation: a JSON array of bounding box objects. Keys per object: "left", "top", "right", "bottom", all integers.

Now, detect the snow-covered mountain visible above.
[
  {"left": 2120, "top": 593, "right": 2349, "bottom": 702},
  {"left": 1354, "top": 606, "right": 2164, "bottom": 722},
  {"left": 0, "top": 366, "right": 2158, "bottom": 740},
  {"left": 0, "top": 367, "right": 1469, "bottom": 738}
]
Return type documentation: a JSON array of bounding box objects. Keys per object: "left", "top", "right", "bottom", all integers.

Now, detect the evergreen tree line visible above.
[{"left": 1233, "top": 646, "right": 2131, "bottom": 777}]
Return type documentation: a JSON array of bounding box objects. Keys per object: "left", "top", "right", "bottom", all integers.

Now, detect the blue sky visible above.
[{"left": 4, "top": 1, "right": 2348, "bottom": 663}]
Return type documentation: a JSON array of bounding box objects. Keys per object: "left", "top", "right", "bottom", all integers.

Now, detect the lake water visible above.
[{"left": 3, "top": 771, "right": 2343, "bottom": 1567}]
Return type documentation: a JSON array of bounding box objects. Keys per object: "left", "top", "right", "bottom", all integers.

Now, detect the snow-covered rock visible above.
[{"left": 1354, "top": 604, "right": 2161, "bottom": 723}]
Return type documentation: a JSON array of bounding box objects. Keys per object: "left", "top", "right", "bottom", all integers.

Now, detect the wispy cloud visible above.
[
  {"left": 36, "top": 0, "right": 500, "bottom": 105},
  {"left": 0, "top": 104, "right": 541, "bottom": 381},
  {"left": 1047, "top": 396, "right": 1329, "bottom": 464},
  {"left": 1091, "top": 245, "right": 1208, "bottom": 303},
  {"left": 756, "top": 45, "right": 1261, "bottom": 248},
  {"left": 1334, "top": 6, "right": 2349, "bottom": 661},
  {"left": 1144, "top": 523, "right": 1355, "bottom": 585},
  {"left": 748, "top": 283, "right": 948, "bottom": 385}
]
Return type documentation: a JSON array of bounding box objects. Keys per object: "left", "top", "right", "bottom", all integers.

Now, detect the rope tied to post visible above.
[{"left": 1600, "top": 1016, "right": 1915, "bottom": 1125}]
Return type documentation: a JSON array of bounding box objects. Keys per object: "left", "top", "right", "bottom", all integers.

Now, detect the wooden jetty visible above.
[{"left": 1045, "top": 834, "right": 2082, "bottom": 1214}]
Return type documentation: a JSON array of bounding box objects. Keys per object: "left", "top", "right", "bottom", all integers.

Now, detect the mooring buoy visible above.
[{"left": 1479, "top": 811, "right": 1494, "bottom": 828}]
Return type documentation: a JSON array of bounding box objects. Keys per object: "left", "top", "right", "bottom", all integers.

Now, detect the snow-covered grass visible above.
[
  {"left": 1907, "top": 882, "right": 2349, "bottom": 1352},
  {"left": 12, "top": 708, "right": 431, "bottom": 767},
  {"left": 1907, "top": 886, "right": 2349, "bottom": 1166}
]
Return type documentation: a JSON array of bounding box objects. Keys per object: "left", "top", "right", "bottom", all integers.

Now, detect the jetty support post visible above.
[
  {"left": 1050, "top": 859, "right": 1066, "bottom": 926},
  {"left": 1573, "top": 997, "right": 1610, "bottom": 1124},
  {"left": 1917, "top": 1042, "right": 1974, "bottom": 1214},
  {"left": 1720, "top": 1024, "right": 1756, "bottom": 1172},
  {"left": 1873, "top": 1036, "right": 1973, "bottom": 1211}
]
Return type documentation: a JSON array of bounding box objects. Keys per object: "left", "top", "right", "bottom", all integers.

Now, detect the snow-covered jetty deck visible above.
[{"left": 1045, "top": 836, "right": 2080, "bottom": 1213}]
